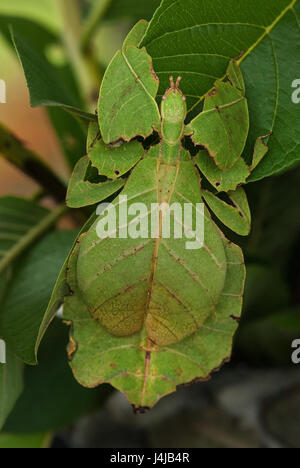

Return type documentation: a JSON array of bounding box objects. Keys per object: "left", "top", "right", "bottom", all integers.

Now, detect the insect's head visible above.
[{"left": 161, "top": 76, "right": 187, "bottom": 123}]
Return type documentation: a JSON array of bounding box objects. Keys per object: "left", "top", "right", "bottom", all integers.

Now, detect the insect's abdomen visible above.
[{"left": 76, "top": 155, "right": 227, "bottom": 346}]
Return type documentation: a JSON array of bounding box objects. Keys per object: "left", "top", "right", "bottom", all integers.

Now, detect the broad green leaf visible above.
[
  {"left": 11, "top": 30, "right": 96, "bottom": 121},
  {"left": 66, "top": 156, "right": 125, "bottom": 209},
  {"left": 0, "top": 231, "right": 77, "bottom": 364},
  {"left": 36, "top": 212, "right": 100, "bottom": 358},
  {"left": 142, "top": 0, "right": 300, "bottom": 180},
  {"left": 0, "top": 350, "right": 24, "bottom": 430},
  {"left": 0, "top": 432, "right": 51, "bottom": 449},
  {"left": 64, "top": 151, "right": 245, "bottom": 408},
  {"left": 0, "top": 0, "right": 61, "bottom": 34},
  {"left": 187, "top": 80, "right": 249, "bottom": 170},
  {"left": 4, "top": 320, "right": 111, "bottom": 433},
  {"left": 47, "top": 108, "right": 87, "bottom": 169},
  {"left": 89, "top": 139, "right": 144, "bottom": 179},
  {"left": 0, "top": 17, "right": 87, "bottom": 169},
  {"left": 196, "top": 149, "right": 250, "bottom": 192},
  {"left": 98, "top": 20, "right": 160, "bottom": 144},
  {"left": 104, "top": 0, "right": 161, "bottom": 21},
  {"left": 202, "top": 187, "right": 251, "bottom": 236},
  {"left": 0, "top": 197, "right": 49, "bottom": 276}
]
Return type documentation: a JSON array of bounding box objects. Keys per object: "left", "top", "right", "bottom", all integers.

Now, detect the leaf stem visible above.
[
  {"left": 81, "top": 0, "right": 113, "bottom": 52},
  {"left": 0, "top": 124, "right": 67, "bottom": 202},
  {"left": 57, "top": 0, "right": 99, "bottom": 109},
  {"left": 0, "top": 204, "right": 68, "bottom": 275}
]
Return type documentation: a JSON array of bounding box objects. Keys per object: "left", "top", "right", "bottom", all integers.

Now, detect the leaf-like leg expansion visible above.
[
  {"left": 89, "top": 139, "right": 144, "bottom": 179},
  {"left": 98, "top": 20, "right": 160, "bottom": 144},
  {"left": 250, "top": 135, "right": 270, "bottom": 171},
  {"left": 185, "top": 61, "right": 249, "bottom": 170},
  {"left": 202, "top": 187, "right": 251, "bottom": 236},
  {"left": 227, "top": 59, "right": 246, "bottom": 95},
  {"left": 196, "top": 149, "right": 250, "bottom": 192},
  {"left": 66, "top": 156, "right": 124, "bottom": 208}
]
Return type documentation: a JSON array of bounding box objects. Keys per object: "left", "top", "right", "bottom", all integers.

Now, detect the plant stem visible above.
[
  {"left": 57, "top": 0, "right": 99, "bottom": 109},
  {"left": 0, "top": 124, "right": 67, "bottom": 202},
  {"left": 81, "top": 0, "right": 113, "bottom": 52},
  {"left": 0, "top": 204, "right": 68, "bottom": 275}
]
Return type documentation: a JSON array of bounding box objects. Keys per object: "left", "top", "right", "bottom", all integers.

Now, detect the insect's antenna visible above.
[
  {"left": 169, "top": 76, "right": 175, "bottom": 89},
  {"left": 175, "top": 76, "right": 182, "bottom": 89}
]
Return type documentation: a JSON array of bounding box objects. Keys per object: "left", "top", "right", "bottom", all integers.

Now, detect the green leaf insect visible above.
[{"left": 64, "top": 22, "right": 269, "bottom": 409}]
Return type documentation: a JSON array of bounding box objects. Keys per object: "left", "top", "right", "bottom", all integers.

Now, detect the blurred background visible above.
[{"left": 0, "top": 0, "right": 300, "bottom": 448}]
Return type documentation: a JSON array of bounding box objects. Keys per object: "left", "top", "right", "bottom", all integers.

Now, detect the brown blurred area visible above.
[{"left": 0, "top": 39, "right": 69, "bottom": 198}]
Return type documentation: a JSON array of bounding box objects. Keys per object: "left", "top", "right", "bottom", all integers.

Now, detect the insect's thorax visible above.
[{"left": 159, "top": 77, "right": 187, "bottom": 166}]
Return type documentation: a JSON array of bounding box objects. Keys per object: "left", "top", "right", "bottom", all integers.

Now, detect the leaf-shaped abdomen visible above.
[{"left": 76, "top": 154, "right": 227, "bottom": 346}]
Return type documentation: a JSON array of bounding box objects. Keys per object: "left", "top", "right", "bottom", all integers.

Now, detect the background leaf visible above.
[
  {"left": 0, "top": 16, "right": 87, "bottom": 169},
  {"left": 0, "top": 350, "right": 23, "bottom": 430},
  {"left": 0, "top": 230, "right": 77, "bottom": 364},
  {"left": 3, "top": 319, "right": 111, "bottom": 433},
  {"left": 142, "top": 0, "right": 300, "bottom": 181},
  {"left": 104, "top": 0, "right": 161, "bottom": 21},
  {"left": 0, "top": 0, "right": 61, "bottom": 34},
  {"left": 0, "top": 197, "right": 49, "bottom": 276},
  {"left": 11, "top": 29, "right": 95, "bottom": 121},
  {"left": 0, "top": 432, "right": 51, "bottom": 449}
]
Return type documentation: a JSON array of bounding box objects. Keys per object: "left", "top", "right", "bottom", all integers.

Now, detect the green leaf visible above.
[
  {"left": 0, "top": 231, "right": 77, "bottom": 364},
  {"left": 0, "top": 432, "right": 51, "bottom": 449},
  {"left": 202, "top": 187, "right": 251, "bottom": 236},
  {"left": 4, "top": 320, "right": 111, "bottom": 433},
  {"left": 187, "top": 79, "right": 249, "bottom": 170},
  {"left": 47, "top": 108, "right": 87, "bottom": 169},
  {"left": 196, "top": 150, "right": 250, "bottom": 192},
  {"left": 0, "top": 0, "right": 61, "bottom": 34},
  {"left": 11, "top": 29, "right": 96, "bottom": 121},
  {"left": 36, "top": 212, "right": 100, "bottom": 358},
  {"left": 64, "top": 153, "right": 245, "bottom": 408},
  {"left": 66, "top": 156, "right": 125, "bottom": 209},
  {"left": 0, "top": 16, "right": 87, "bottom": 169},
  {"left": 0, "top": 197, "right": 50, "bottom": 276},
  {"left": 0, "top": 350, "right": 24, "bottom": 430},
  {"left": 98, "top": 20, "right": 160, "bottom": 143},
  {"left": 142, "top": 0, "right": 300, "bottom": 180},
  {"left": 89, "top": 139, "right": 144, "bottom": 179},
  {"left": 104, "top": 0, "right": 161, "bottom": 21}
]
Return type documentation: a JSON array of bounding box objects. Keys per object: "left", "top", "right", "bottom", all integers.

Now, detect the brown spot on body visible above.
[
  {"left": 230, "top": 315, "right": 240, "bottom": 323},
  {"left": 67, "top": 337, "right": 77, "bottom": 361}
]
